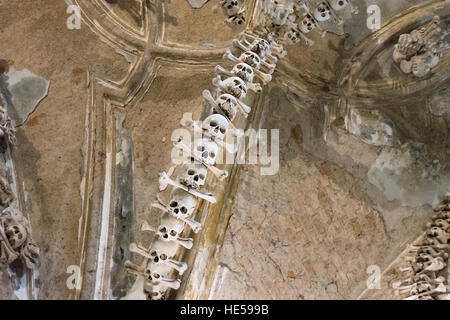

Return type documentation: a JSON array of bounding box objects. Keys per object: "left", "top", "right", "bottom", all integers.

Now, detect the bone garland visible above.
[
  {"left": 250, "top": 0, "right": 359, "bottom": 47},
  {"left": 0, "top": 103, "right": 39, "bottom": 272},
  {"left": 393, "top": 16, "right": 449, "bottom": 78},
  {"left": 125, "top": 32, "right": 285, "bottom": 300},
  {"left": 0, "top": 207, "right": 39, "bottom": 269},
  {"left": 0, "top": 105, "right": 16, "bottom": 147},
  {"left": 392, "top": 194, "right": 450, "bottom": 300}
]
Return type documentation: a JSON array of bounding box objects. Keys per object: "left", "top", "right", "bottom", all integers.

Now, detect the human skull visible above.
[
  {"left": 215, "top": 94, "right": 238, "bottom": 121},
  {"left": 284, "top": 27, "right": 302, "bottom": 44},
  {"left": 232, "top": 63, "right": 255, "bottom": 83},
  {"left": 144, "top": 283, "right": 166, "bottom": 301},
  {"left": 300, "top": 14, "right": 317, "bottom": 33},
  {"left": 178, "top": 162, "right": 207, "bottom": 190},
  {"left": 240, "top": 51, "right": 261, "bottom": 69},
  {"left": 426, "top": 226, "right": 449, "bottom": 243},
  {"left": 202, "top": 114, "right": 229, "bottom": 141},
  {"left": 194, "top": 139, "right": 219, "bottom": 166},
  {"left": 222, "top": 77, "right": 247, "bottom": 99},
  {"left": 226, "top": 12, "right": 246, "bottom": 26},
  {"left": 148, "top": 239, "right": 179, "bottom": 265},
  {"left": 156, "top": 214, "right": 186, "bottom": 243},
  {"left": 145, "top": 261, "right": 174, "bottom": 283},
  {"left": 220, "top": 0, "right": 239, "bottom": 16},
  {"left": 329, "top": 0, "right": 348, "bottom": 11},
  {"left": 250, "top": 39, "right": 271, "bottom": 57},
  {"left": 168, "top": 189, "right": 197, "bottom": 219},
  {"left": 5, "top": 221, "right": 27, "bottom": 249},
  {"left": 314, "top": 2, "right": 331, "bottom": 22}
]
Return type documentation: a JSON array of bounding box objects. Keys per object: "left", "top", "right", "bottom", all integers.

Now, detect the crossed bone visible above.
[
  {"left": 159, "top": 166, "right": 217, "bottom": 203},
  {"left": 172, "top": 136, "right": 229, "bottom": 181}
]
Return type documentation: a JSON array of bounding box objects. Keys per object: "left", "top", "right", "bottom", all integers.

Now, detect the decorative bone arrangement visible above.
[
  {"left": 125, "top": 31, "right": 286, "bottom": 300},
  {"left": 219, "top": 0, "right": 247, "bottom": 27},
  {"left": 218, "top": 0, "right": 359, "bottom": 47},
  {"left": 393, "top": 16, "right": 449, "bottom": 78},
  {"left": 0, "top": 104, "right": 39, "bottom": 271},
  {"left": 392, "top": 194, "right": 450, "bottom": 300}
]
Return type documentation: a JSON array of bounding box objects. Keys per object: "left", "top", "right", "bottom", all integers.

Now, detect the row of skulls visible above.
[
  {"left": 220, "top": 0, "right": 358, "bottom": 47},
  {"left": 392, "top": 194, "right": 450, "bottom": 300},
  {"left": 124, "top": 30, "right": 286, "bottom": 300},
  {"left": 0, "top": 105, "right": 39, "bottom": 271}
]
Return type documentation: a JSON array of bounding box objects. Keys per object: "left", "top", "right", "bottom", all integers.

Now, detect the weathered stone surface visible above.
[{"left": 345, "top": 108, "right": 396, "bottom": 147}]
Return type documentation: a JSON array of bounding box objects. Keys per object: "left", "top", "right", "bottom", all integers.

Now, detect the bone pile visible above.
[
  {"left": 392, "top": 194, "right": 450, "bottom": 300},
  {"left": 124, "top": 31, "right": 286, "bottom": 300},
  {"left": 0, "top": 105, "right": 39, "bottom": 271},
  {"left": 393, "top": 16, "right": 449, "bottom": 78}
]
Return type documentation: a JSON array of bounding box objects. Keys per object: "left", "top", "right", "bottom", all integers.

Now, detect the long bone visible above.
[
  {"left": 223, "top": 50, "right": 274, "bottom": 81},
  {"left": 141, "top": 219, "right": 194, "bottom": 250},
  {"left": 232, "top": 38, "right": 278, "bottom": 63},
  {"left": 145, "top": 262, "right": 182, "bottom": 290},
  {"left": 129, "top": 241, "right": 188, "bottom": 275},
  {"left": 203, "top": 89, "right": 250, "bottom": 118},
  {"left": 407, "top": 244, "right": 448, "bottom": 258},
  {"left": 393, "top": 276, "right": 445, "bottom": 289},
  {"left": 402, "top": 283, "right": 447, "bottom": 300},
  {"left": 215, "top": 64, "right": 263, "bottom": 91},
  {"left": 396, "top": 282, "right": 431, "bottom": 295},
  {"left": 151, "top": 196, "right": 202, "bottom": 234},
  {"left": 180, "top": 112, "right": 241, "bottom": 153},
  {"left": 245, "top": 31, "right": 287, "bottom": 58},
  {"left": 172, "top": 137, "right": 229, "bottom": 181},
  {"left": 125, "top": 260, "right": 181, "bottom": 291},
  {"left": 159, "top": 167, "right": 217, "bottom": 203},
  {"left": 224, "top": 49, "right": 276, "bottom": 75}
]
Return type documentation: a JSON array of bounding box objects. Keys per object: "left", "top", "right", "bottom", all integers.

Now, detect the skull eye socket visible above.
[
  {"left": 199, "top": 174, "right": 205, "bottom": 180},
  {"left": 150, "top": 250, "right": 157, "bottom": 257},
  {"left": 160, "top": 254, "right": 167, "bottom": 261},
  {"left": 197, "top": 146, "right": 205, "bottom": 152},
  {"left": 220, "top": 127, "right": 226, "bottom": 134},
  {"left": 210, "top": 121, "right": 217, "bottom": 127},
  {"left": 188, "top": 170, "right": 195, "bottom": 175},
  {"left": 170, "top": 201, "right": 178, "bottom": 207},
  {"left": 153, "top": 273, "right": 160, "bottom": 279},
  {"left": 210, "top": 152, "right": 216, "bottom": 158},
  {"left": 170, "top": 230, "right": 177, "bottom": 237},
  {"left": 160, "top": 227, "right": 167, "bottom": 234},
  {"left": 181, "top": 207, "right": 188, "bottom": 214}
]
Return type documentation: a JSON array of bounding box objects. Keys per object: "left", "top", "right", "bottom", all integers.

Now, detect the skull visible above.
[
  {"left": 300, "top": 14, "right": 317, "bottom": 33},
  {"left": 329, "top": 0, "right": 348, "bottom": 11},
  {"left": 5, "top": 222, "right": 27, "bottom": 249},
  {"left": 148, "top": 239, "right": 179, "bottom": 265},
  {"left": 156, "top": 214, "right": 186, "bottom": 243},
  {"left": 215, "top": 94, "right": 238, "bottom": 121},
  {"left": 178, "top": 162, "right": 207, "bottom": 190},
  {"left": 226, "top": 12, "right": 246, "bottom": 26},
  {"left": 222, "top": 77, "right": 247, "bottom": 99},
  {"left": 202, "top": 114, "right": 229, "bottom": 141},
  {"left": 314, "top": 2, "right": 331, "bottom": 21},
  {"left": 220, "top": 0, "right": 239, "bottom": 16},
  {"left": 232, "top": 63, "right": 255, "bottom": 83},
  {"left": 168, "top": 189, "right": 197, "bottom": 219},
  {"left": 145, "top": 261, "right": 173, "bottom": 283},
  {"left": 144, "top": 284, "right": 166, "bottom": 301},
  {"left": 284, "top": 27, "right": 302, "bottom": 44},
  {"left": 250, "top": 39, "right": 271, "bottom": 57},
  {"left": 240, "top": 51, "right": 261, "bottom": 69},
  {"left": 194, "top": 139, "right": 219, "bottom": 166}
]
